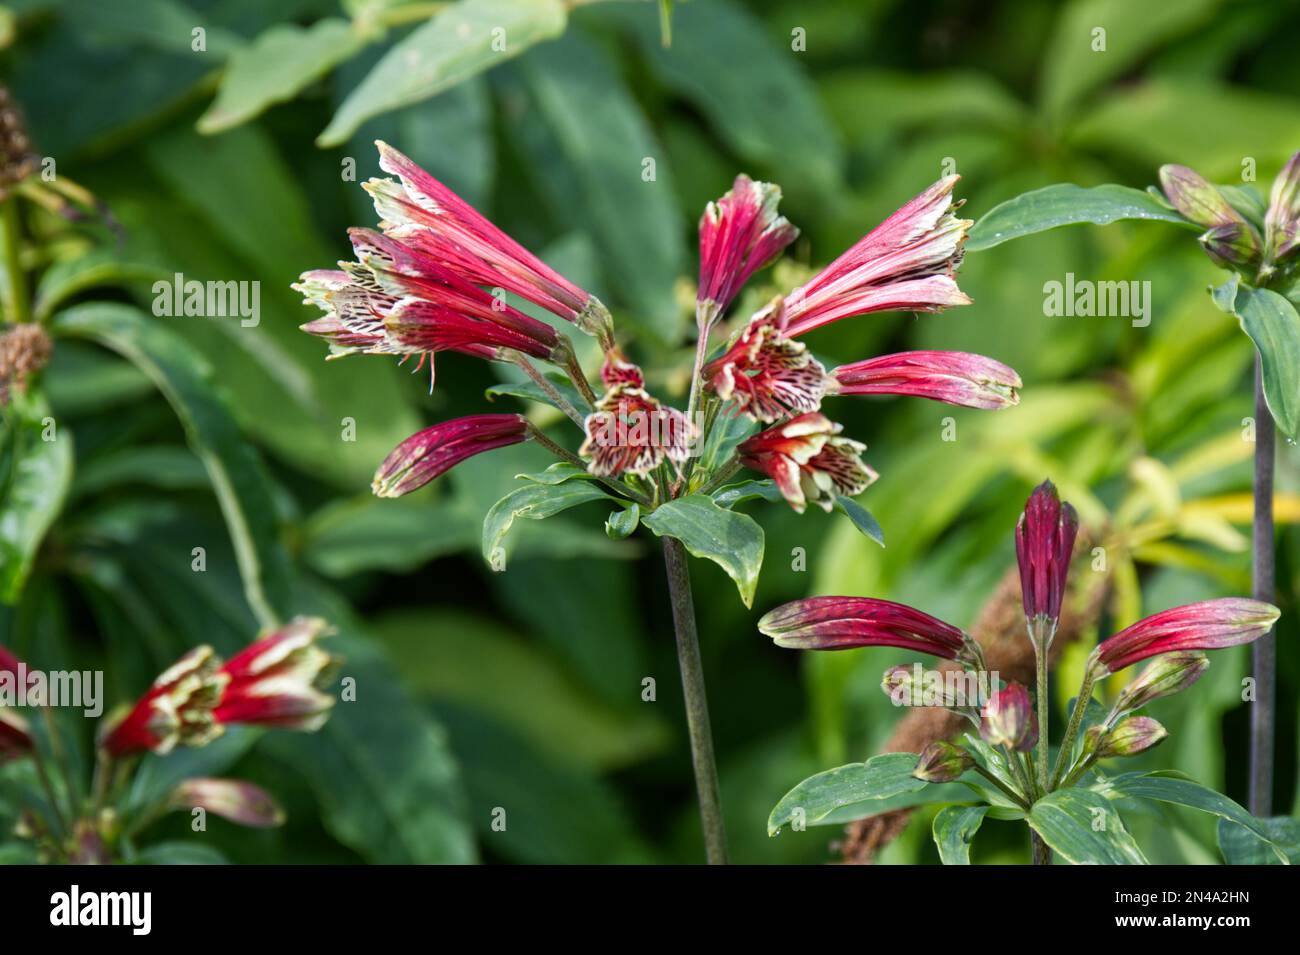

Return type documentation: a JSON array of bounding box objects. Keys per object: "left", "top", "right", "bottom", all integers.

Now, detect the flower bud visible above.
[
  {"left": 168, "top": 778, "right": 286, "bottom": 828},
  {"left": 1087, "top": 715, "right": 1168, "bottom": 759},
  {"left": 1199, "top": 222, "right": 1262, "bottom": 271},
  {"left": 1265, "top": 150, "right": 1300, "bottom": 265},
  {"left": 1110, "top": 651, "right": 1209, "bottom": 719},
  {"left": 1015, "top": 480, "right": 1078, "bottom": 634},
  {"left": 913, "top": 740, "right": 974, "bottom": 783},
  {"left": 760, "top": 597, "right": 969, "bottom": 661},
  {"left": 980, "top": 683, "right": 1037, "bottom": 752},
  {"left": 1090, "top": 598, "right": 1278, "bottom": 675},
  {"left": 1159, "top": 165, "right": 1243, "bottom": 229}
]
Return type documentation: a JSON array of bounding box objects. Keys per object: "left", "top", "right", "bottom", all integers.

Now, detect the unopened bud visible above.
[
  {"left": 1199, "top": 222, "right": 1262, "bottom": 271},
  {"left": 913, "top": 740, "right": 974, "bottom": 783},
  {"left": 981, "top": 683, "right": 1037, "bottom": 752},
  {"left": 1087, "top": 715, "right": 1168, "bottom": 759},
  {"left": 1111, "top": 651, "right": 1208, "bottom": 720}
]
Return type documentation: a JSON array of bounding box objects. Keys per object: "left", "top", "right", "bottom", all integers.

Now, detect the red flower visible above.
[
  {"left": 101, "top": 647, "right": 224, "bottom": 757},
  {"left": 759, "top": 596, "right": 977, "bottom": 663},
  {"left": 373, "top": 414, "right": 530, "bottom": 498},
  {"left": 777, "top": 176, "right": 972, "bottom": 338},
  {"left": 214, "top": 618, "right": 337, "bottom": 732},
  {"left": 830, "top": 350, "right": 1020, "bottom": 410},
  {"left": 0, "top": 645, "right": 33, "bottom": 762},
  {"left": 737, "top": 412, "right": 876, "bottom": 513},
  {"left": 1015, "top": 480, "right": 1079, "bottom": 627},
  {"left": 580, "top": 384, "right": 695, "bottom": 478},
  {"left": 697, "top": 174, "right": 797, "bottom": 324},
  {"left": 366, "top": 141, "right": 612, "bottom": 345},
  {"left": 704, "top": 301, "right": 829, "bottom": 423},
  {"left": 1089, "top": 598, "right": 1280, "bottom": 676}
]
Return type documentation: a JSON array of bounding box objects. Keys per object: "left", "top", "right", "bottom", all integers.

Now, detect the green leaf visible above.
[
  {"left": 1217, "top": 817, "right": 1300, "bottom": 865},
  {"left": 301, "top": 495, "right": 477, "bottom": 577},
  {"left": 515, "top": 461, "right": 598, "bottom": 486},
  {"left": 1039, "top": 0, "right": 1219, "bottom": 119},
  {"left": 710, "top": 479, "right": 781, "bottom": 508},
  {"left": 485, "top": 376, "right": 586, "bottom": 413},
  {"left": 1211, "top": 276, "right": 1300, "bottom": 437},
  {"left": 135, "top": 842, "right": 230, "bottom": 865},
  {"left": 614, "top": 0, "right": 843, "bottom": 196},
  {"left": 71, "top": 446, "right": 207, "bottom": 501},
  {"left": 373, "top": 609, "right": 668, "bottom": 772},
  {"left": 932, "top": 804, "right": 990, "bottom": 865},
  {"left": 1, "top": 393, "right": 73, "bottom": 603},
  {"left": 968, "top": 183, "right": 1193, "bottom": 252},
  {"left": 767, "top": 753, "right": 931, "bottom": 836},
  {"left": 482, "top": 481, "right": 612, "bottom": 570},
  {"left": 53, "top": 304, "right": 294, "bottom": 627},
  {"left": 261, "top": 580, "right": 477, "bottom": 864},
  {"left": 641, "top": 494, "right": 764, "bottom": 607},
  {"left": 1027, "top": 788, "right": 1148, "bottom": 864},
  {"left": 605, "top": 503, "right": 639, "bottom": 540},
  {"left": 1094, "top": 770, "right": 1291, "bottom": 862},
  {"left": 507, "top": 32, "right": 686, "bottom": 341},
  {"left": 318, "top": 0, "right": 568, "bottom": 146},
  {"left": 834, "top": 496, "right": 885, "bottom": 546},
  {"left": 33, "top": 249, "right": 169, "bottom": 321},
  {"left": 199, "top": 19, "right": 366, "bottom": 134}
]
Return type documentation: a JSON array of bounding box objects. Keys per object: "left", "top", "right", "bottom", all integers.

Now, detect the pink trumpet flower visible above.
[
  {"left": 1015, "top": 480, "right": 1079, "bottom": 630},
  {"left": 830, "top": 350, "right": 1021, "bottom": 410},
  {"left": 697, "top": 174, "right": 798, "bottom": 324},
  {"left": 214, "top": 618, "right": 337, "bottom": 732},
  {"left": 373, "top": 414, "right": 530, "bottom": 498},
  {"left": 774, "top": 176, "right": 972, "bottom": 338},
  {"left": 758, "top": 596, "right": 978, "bottom": 663},
  {"left": 704, "top": 299, "right": 829, "bottom": 423},
  {"left": 580, "top": 373, "right": 696, "bottom": 478},
  {"left": 1089, "top": 598, "right": 1280, "bottom": 676},
  {"left": 737, "top": 412, "right": 876, "bottom": 513},
  {"left": 0, "top": 645, "right": 32, "bottom": 762},
  {"left": 366, "top": 141, "right": 612, "bottom": 345}
]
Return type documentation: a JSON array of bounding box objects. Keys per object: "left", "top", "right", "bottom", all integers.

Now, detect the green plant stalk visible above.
[
  {"left": 1050, "top": 668, "right": 1097, "bottom": 789},
  {"left": 1249, "top": 355, "right": 1276, "bottom": 816},
  {"left": 0, "top": 198, "right": 30, "bottom": 324},
  {"left": 661, "top": 536, "right": 729, "bottom": 864},
  {"left": 1030, "top": 618, "right": 1052, "bottom": 864},
  {"left": 972, "top": 764, "right": 1030, "bottom": 811}
]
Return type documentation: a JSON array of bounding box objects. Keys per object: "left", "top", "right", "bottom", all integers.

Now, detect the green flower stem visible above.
[
  {"left": 525, "top": 424, "right": 651, "bottom": 507},
  {"left": 0, "top": 198, "right": 30, "bottom": 324},
  {"left": 512, "top": 354, "right": 586, "bottom": 428},
  {"left": 1050, "top": 668, "right": 1097, "bottom": 789},
  {"left": 662, "top": 535, "right": 729, "bottom": 864},
  {"left": 1249, "top": 354, "right": 1276, "bottom": 816},
  {"left": 697, "top": 456, "right": 742, "bottom": 496},
  {"left": 562, "top": 348, "right": 598, "bottom": 408},
  {"left": 973, "top": 764, "right": 1030, "bottom": 811}
]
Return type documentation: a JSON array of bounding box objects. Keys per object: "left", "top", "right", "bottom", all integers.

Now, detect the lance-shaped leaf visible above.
[
  {"left": 1, "top": 393, "right": 73, "bottom": 603},
  {"left": 1217, "top": 817, "right": 1300, "bottom": 865},
  {"left": 199, "top": 19, "right": 366, "bottom": 134},
  {"left": 319, "top": 0, "right": 568, "bottom": 146},
  {"left": 1093, "top": 770, "right": 1292, "bottom": 863},
  {"left": 641, "top": 494, "right": 764, "bottom": 607},
  {"left": 967, "top": 183, "right": 1195, "bottom": 252},
  {"left": 1027, "top": 788, "right": 1148, "bottom": 864},
  {"left": 767, "top": 753, "right": 931, "bottom": 836},
  {"left": 482, "top": 481, "right": 613, "bottom": 570},
  {"left": 52, "top": 304, "right": 293, "bottom": 626},
  {"left": 932, "top": 804, "right": 990, "bottom": 865},
  {"left": 1212, "top": 275, "right": 1300, "bottom": 437}
]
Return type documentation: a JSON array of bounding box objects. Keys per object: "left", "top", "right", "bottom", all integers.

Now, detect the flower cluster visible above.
[
  {"left": 760, "top": 478, "right": 1279, "bottom": 798},
  {"left": 102, "top": 617, "right": 338, "bottom": 758},
  {"left": 1159, "top": 150, "right": 1300, "bottom": 286},
  {"left": 299, "top": 144, "right": 1020, "bottom": 520}
]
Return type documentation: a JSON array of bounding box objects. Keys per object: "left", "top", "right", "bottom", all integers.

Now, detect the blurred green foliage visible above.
[{"left": 2, "top": 0, "right": 1299, "bottom": 863}]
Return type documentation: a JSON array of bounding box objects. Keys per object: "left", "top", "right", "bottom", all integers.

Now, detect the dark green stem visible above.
[
  {"left": 661, "top": 536, "right": 729, "bottom": 864},
  {"left": 1250, "top": 354, "right": 1276, "bottom": 816},
  {"left": 1050, "top": 668, "right": 1096, "bottom": 789},
  {"left": 973, "top": 764, "right": 1031, "bottom": 811}
]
